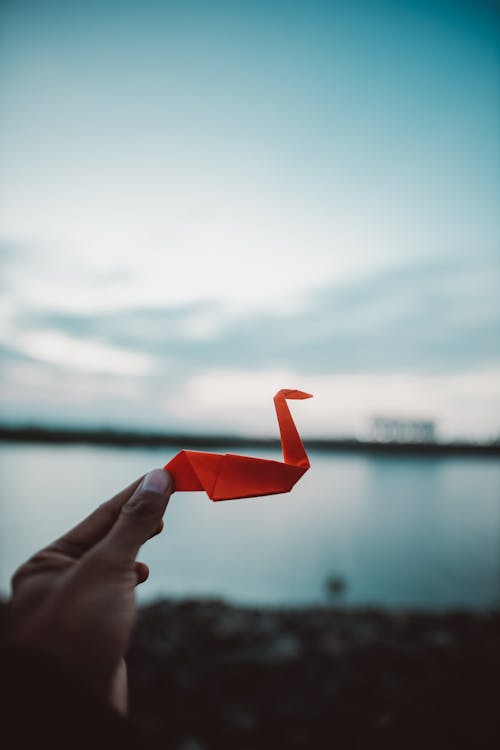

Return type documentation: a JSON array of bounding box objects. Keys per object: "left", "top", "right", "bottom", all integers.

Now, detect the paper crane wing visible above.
[{"left": 164, "top": 389, "right": 312, "bottom": 501}]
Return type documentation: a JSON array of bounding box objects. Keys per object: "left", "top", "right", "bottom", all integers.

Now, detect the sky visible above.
[{"left": 0, "top": 0, "right": 499, "bottom": 440}]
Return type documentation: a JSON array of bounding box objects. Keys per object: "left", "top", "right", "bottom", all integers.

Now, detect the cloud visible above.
[
  {"left": 1, "top": 255, "right": 498, "bottom": 437},
  {"left": 8, "top": 255, "right": 499, "bottom": 374},
  {"left": 13, "top": 330, "right": 153, "bottom": 376}
]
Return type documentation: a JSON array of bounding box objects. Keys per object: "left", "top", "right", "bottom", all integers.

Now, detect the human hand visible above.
[{"left": 7, "top": 469, "right": 173, "bottom": 714}]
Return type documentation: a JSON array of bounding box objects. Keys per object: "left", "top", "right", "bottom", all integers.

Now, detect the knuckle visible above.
[
  {"left": 11, "top": 548, "right": 75, "bottom": 590},
  {"left": 11, "top": 563, "right": 30, "bottom": 590},
  {"left": 51, "top": 538, "right": 87, "bottom": 558},
  {"left": 96, "top": 500, "right": 120, "bottom": 523},
  {"left": 10, "top": 550, "right": 48, "bottom": 588},
  {"left": 121, "top": 491, "right": 159, "bottom": 521}
]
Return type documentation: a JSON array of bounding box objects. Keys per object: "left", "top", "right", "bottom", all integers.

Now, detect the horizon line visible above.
[{"left": 0, "top": 423, "right": 499, "bottom": 457}]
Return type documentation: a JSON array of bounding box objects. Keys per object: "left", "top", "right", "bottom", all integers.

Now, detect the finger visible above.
[
  {"left": 98, "top": 469, "right": 173, "bottom": 563},
  {"left": 134, "top": 561, "right": 150, "bottom": 585},
  {"left": 147, "top": 519, "right": 164, "bottom": 541},
  {"left": 50, "top": 475, "right": 145, "bottom": 557}
]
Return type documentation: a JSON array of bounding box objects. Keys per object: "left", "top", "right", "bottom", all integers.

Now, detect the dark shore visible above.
[
  {"left": 1, "top": 423, "right": 499, "bottom": 456},
  {"left": 126, "top": 599, "right": 499, "bottom": 749},
  {"left": 1, "top": 598, "right": 499, "bottom": 747}
]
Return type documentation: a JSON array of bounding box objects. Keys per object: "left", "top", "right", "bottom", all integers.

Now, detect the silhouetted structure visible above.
[{"left": 372, "top": 417, "right": 436, "bottom": 443}]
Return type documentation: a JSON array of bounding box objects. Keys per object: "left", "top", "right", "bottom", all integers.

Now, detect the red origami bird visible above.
[{"left": 164, "top": 389, "right": 312, "bottom": 501}]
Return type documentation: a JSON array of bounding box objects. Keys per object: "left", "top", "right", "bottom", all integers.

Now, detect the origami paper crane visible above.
[{"left": 164, "top": 389, "right": 312, "bottom": 501}]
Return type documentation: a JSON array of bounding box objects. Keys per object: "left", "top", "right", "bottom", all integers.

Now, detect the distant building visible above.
[{"left": 371, "top": 417, "right": 436, "bottom": 443}]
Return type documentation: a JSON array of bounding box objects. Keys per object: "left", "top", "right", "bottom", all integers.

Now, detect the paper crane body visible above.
[{"left": 164, "top": 389, "right": 312, "bottom": 501}]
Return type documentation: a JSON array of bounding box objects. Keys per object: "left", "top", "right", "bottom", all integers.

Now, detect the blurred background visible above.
[{"left": 1, "top": 0, "right": 499, "bottom": 608}]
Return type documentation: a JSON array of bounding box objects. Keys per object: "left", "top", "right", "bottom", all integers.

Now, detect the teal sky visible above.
[{"left": 1, "top": 0, "right": 499, "bottom": 439}]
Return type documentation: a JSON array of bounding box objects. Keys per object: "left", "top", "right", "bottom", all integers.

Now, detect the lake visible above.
[{"left": 1, "top": 442, "right": 499, "bottom": 609}]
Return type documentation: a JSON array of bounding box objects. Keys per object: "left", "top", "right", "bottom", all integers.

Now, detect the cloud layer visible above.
[{"left": 1, "top": 251, "right": 499, "bottom": 439}]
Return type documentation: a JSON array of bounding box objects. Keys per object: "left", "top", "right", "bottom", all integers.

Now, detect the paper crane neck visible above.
[
  {"left": 274, "top": 389, "right": 312, "bottom": 469},
  {"left": 164, "top": 389, "right": 312, "bottom": 501}
]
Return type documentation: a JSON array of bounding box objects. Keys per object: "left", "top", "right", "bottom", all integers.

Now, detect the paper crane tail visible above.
[{"left": 164, "top": 389, "right": 312, "bottom": 501}]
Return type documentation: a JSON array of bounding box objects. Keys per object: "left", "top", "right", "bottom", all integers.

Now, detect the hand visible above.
[{"left": 7, "top": 469, "right": 173, "bottom": 714}]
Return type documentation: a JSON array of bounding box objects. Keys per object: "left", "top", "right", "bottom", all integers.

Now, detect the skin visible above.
[{"left": 7, "top": 468, "right": 174, "bottom": 714}]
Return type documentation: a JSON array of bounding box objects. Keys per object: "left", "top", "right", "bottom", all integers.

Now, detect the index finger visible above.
[{"left": 50, "top": 475, "right": 145, "bottom": 557}]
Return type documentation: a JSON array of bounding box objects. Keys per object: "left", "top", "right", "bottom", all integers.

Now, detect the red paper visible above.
[{"left": 164, "top": 389, "right": 312, "bottom": 501}]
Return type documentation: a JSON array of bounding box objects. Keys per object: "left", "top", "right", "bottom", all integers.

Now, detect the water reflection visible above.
[{"left": 0, "top": 443, "right": 498, "bottom": 608}]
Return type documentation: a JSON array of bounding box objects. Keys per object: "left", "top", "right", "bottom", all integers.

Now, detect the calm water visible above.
[{"left": 1, "top": 442, "right": 499, "bottom": 609}]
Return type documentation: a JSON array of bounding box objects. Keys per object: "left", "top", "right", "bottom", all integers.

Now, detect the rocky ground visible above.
[
  {"left": 1, "top": 597, "right": 498, "bottom": 748},
  {"left": 127, "top": 599, "right": 500, "bottom": 749}
]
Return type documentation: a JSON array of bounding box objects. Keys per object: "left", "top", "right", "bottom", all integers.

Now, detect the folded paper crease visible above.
[{"left": 164, "top": 389, "right": 312, "bottom": 501}]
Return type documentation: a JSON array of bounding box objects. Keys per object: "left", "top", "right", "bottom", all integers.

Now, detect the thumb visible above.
[{"left": 101, "top": 469, "right": 173, "bottom": 562}]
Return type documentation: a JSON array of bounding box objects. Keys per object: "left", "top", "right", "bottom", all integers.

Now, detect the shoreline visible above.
[{"left": 1, "top": 424, "right": 499, "bottom": 457}]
